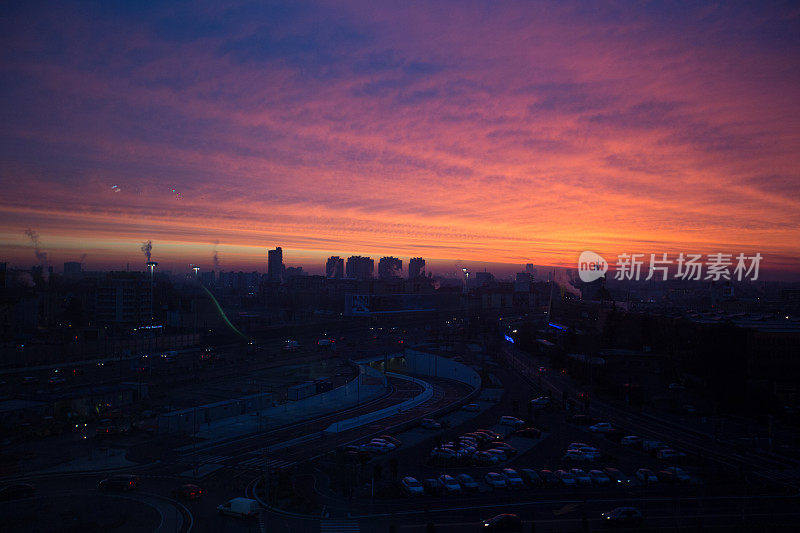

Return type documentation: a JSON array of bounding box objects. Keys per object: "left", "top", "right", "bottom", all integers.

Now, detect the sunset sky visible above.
[{"left": 1, "top": 1, "right": 799, "bottom": 278}]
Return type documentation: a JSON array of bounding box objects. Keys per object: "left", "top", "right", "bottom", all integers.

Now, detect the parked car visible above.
[
  {"left": 530, "top": 397, "right": 551, "bottom": 408},
  {"left": 569, "top": 468, "right": 592, "bottom": 485},
  {"left": 462, "top": 403, "right": 480, "bottom": 412},
  {"left": 378, "top": 435, "right": 401, "bottom": 447},
  {"left": 520, "top": 468, "right": 542, "bottom": 486},
  {"left": 635, "top": 468, "right": 658, "bottom": 484},
  {"left": 486, "top": 448, "right": 509, "bottom": 462},
  {"left": 514, "top": 427, "right": 542, "bottom": 438},
  {"left": 456, "top": 473, "right": 480, "bottom": 491},
  {"left": 171, "top": 484, "right": 202, "bottom": 500},
  {"left": 360, "top": 441, "right": 391, "bottom": 454},
  {"left": 590, "top": 422, "right": 614, "bottom": 433},
  {"left": 555, "top": 470, "right": 577, "bottom": 486},
  {"left": 420, "top": 418, "right": 442, "bottom": 429},
  {"left": 642, "top": 440, "right": 668, "bottom": 452},
  {"left": 499, "top": 416, "right": 525, "bottom": 428},
  {"left": 423, "top": 478, "right": 444, "bottom": 495},
  {"left": 370, "top": 438, "right": 396, "bottom": 450},
  {"left": 0, "top": 483, "right": 36, "bottom": 501},
  {"left": 569, "top": 442, "right": 590, "bottom": 449},
  {"left": 665, "top": 466, "right": 692, "bottom": 483},
  {"left": 620, "top": 435, "right": 642, "bottom": 447},
  {"left": 438, "top": 474, "right": 462, "bottom": 494},
  {"left": 476, "top": 429, "right": 502, "bottom": 440},
  {"left": 485, "top": 471, "right": 508, "bottom": 489},
  {"left": 562, "top": 449, "right": 589, "bottom": 462},
  {"left": 430, "top": 447, "right": 457, "bottom": 461},
  {"left": 603, "top": 467, "right": 629, "bottom": 484},
  {"left": 474, "top": 450, "right": 500, "bottom": 465},
  {"left": 482, "top": 513, "right": 523, "bottom": 531},
  {"left": 539, "top": 469, "right": 559, "bottom": 486},
  {"left": 589, "top": 469, "right": 611, "bottom": 485},
  {"left": 577, "top": 446, "right": 601, "bottom": 460},
  {"left": 401, "top": 476, "right": 424, "bottom": 496},
  {"left": 99, "top": 475, "right": 139, "bottom": 492},
  {"left": 492, "top": 442, "right": 517, "bottom": 456},
  {"left": 217, "top": 497, "right": 258, "bottom": 518},
  {"left": 656, "top": 448, "right": 687, "bottom": 460},
  {"left": 502, "top": 468, "right": 525, "bottom": 488},
  {"left": 601, "top": 507, "right": 643, "bottom": 527}
]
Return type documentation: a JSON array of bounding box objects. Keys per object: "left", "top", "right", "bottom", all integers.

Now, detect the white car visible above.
[
  {"left": 430, "top": 447, "right": 456, "bottom": 460},
  {"left": 499, "top": 416, "right": 525, "bottom": 428},
  {"left": 530, "top": 397, "right": 551, "bottom": 408},
  {"left": 421, "top": 418, "right": 442, "bottom": 429},
  {"left": 643, "top": 440, "right": 668, "bottom": 452},
  {"left": 656, "top": 448, "right": 686, "bottom": 460},
  {"left": 664, "top": 466, "right": 692, "bottom": 482},
  {"left": 371, "top": 438, "right": 396, "bottom": 450},
  {"left": 456, "top": 473, "right": 480, "bottom": 491},
  {"left": 473, "top": 451, "right": 500, "bottom": 465},
  {"left": 484, "top": 471, "right": 507, "bottom": 489},
  {"left": 588, "top": 469, "right": 611, "bottom": 485},
  {"left": 569, "top": 468, "right": 593, "bottom": 485},
  {"left": 502, "top": 468, "right": 525, "bottom": 488},
  {"left": 360, "top": 441, "right": 391, "bottom": 454},
  {"left": 401, "top": 476, "right": 424, "bottom": 495},
  {"left": 636, "top": 468, "right": 659, "bottom": 484},
  {"left": 555, "top": 470, "right": 577, "bottom": 486},
  {"left": 486, "top": 448, "right": 509, "bottom": 462},
  {"left": 577, "top": 446, "right": 601, "bottom": 460},
  {"left": 562, "top": 449, "right": 588, "bottom": 462},
  {"left": 620, "top": 436, "right": 642, "bottom": 446},
  {"left": 438, "top": 474, "right": 462, "bottom": 493},
  {"left": 589, "top": 422, "right": 614, "bottom": 433}
]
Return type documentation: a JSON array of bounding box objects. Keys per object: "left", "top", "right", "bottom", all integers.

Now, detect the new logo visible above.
[{"left": 578, "top": 251, "right": 608, "bottom": 282}]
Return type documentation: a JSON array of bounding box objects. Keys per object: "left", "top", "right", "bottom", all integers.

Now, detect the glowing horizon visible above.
[{"left": 1, "top": 2, "right": 799, "bottom": 279}]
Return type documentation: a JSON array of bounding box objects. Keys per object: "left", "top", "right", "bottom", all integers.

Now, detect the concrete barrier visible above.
[
  {"left": 324, "top": 349, "right": 482, "bottom": 434},
  {"left": 324, "top": 373, "right": 433, "bottom": 433},
  {"left": 159, "top": 364, "right": 388, "bottom": 435}
]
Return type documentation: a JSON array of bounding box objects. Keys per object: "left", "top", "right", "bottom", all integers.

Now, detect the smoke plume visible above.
[
  {"left": 24, "top": 229, "right": 48, "bottom": 266},
  {"left": 140, "top": 240, "right": 152, "bottom": 262},
  {"left": 212, "top": 241, "right": 220, "bottom": 270}
]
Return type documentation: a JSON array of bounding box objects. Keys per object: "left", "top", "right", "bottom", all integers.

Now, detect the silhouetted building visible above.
[
  {"left": 285, "top": 266, "right": 306, "bottom": 279},
  {"left": 346, "top": 256, "right": 374, "bottom": 280},
  {"left": 199, "top": 270, "right": 215, "bottom": 288},
  {"left": 64, "top": 261, "right": 82, "bottom": 276},
  {"left": 475, "top": 271, "right": 494, "bottom": 287},
  {"left": 409, "top": 257, "right": 425, "bottom": 279},
  {"left": 514, "top": 272, "right": 534, "bottom": 292},
  {"left": 95, "top": 272, "right": 151, "bottom": 326},
  {"left": 378, "top": 256, "right": 402, "bottom": 280},
  {"left": 267, "top": 247, "right": 283, "bottom": 282},
  {"left": 326, "top": 256, "right": 344, "bottom": 279}
]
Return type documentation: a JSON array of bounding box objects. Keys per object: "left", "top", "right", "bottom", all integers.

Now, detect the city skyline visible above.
[{"left": 1, "top": 2, "right": 799, "bottom": 278}]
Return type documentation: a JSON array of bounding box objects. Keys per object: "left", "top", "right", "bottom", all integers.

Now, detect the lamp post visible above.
[{"left": 146, "top": 261, "right": 158, "bottom": 324}]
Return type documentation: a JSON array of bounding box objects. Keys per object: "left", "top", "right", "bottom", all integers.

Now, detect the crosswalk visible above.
[{"left": 320, "top": 520, "right": 360, "bottom": 533}]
